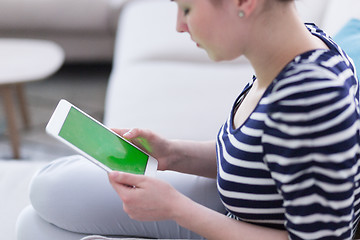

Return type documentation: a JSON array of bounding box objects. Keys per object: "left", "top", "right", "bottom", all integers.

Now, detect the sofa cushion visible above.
[
  {"left": 0, "top": 0, "right": 118, "bottom": 33},
  {"left": 0, "top": 160, "right": 47, "bottom": 240}
]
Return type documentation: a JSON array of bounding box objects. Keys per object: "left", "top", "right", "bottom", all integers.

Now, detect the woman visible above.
[
  {"left": 108, "top": 0, "right": 360, "bottom": 239},
  {"left": 18, "top": 0, "right": 360, "bottom": 239}
]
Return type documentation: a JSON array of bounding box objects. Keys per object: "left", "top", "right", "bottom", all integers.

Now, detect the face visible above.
[{"left": 173, "top": 0, "right": 248, "bottom": 61}]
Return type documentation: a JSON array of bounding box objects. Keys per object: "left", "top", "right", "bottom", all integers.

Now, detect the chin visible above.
[
  {"left": 206, "top": 51, "right": 241, "bottom": 62},
  {"left": 208, "top": 54, "right": 236, "bottom": 62},
  {"left": 207, "top": 53, "right": 225, "bottom": 62},
  {"left": 205, "top": 49, "right": 241, "bottom": 62}
]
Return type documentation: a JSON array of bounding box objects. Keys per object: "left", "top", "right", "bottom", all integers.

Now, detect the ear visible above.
[{"left": 235, "top": 0, "right": 258, "bottom": 17}]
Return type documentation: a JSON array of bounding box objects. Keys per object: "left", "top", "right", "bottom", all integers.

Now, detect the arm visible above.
[
  {"left": 262, "top": 72, "right": 359, "bottom": 239},
  {"left": 167, "top": 139, "right": 217, "bottom": 178},
  {"left": 174, "top": 193, "right": 288, "bottom": 240},
  {"left": 109, "top": 172, "right": 288, "bottom": 240},
  {"left": 113, "top": 128, "right": 218, "bottom": 178}
]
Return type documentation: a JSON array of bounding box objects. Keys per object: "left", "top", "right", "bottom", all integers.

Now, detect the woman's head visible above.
[
  {"left": 173, "top": 0, "right": 296, "bottom": 61},
  {"left": 174, "top": 0, "right": 249, "bottom": 61}
]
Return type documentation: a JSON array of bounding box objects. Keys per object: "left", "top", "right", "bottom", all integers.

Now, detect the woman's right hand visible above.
[
  {"left": 113, "top": 128, "right": 217, "bottom": 178},
  {"left": 112, "top": 128, "right": 173, "bottom": 171}
]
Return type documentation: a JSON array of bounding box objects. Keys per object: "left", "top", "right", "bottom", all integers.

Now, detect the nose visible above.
[{"left": 175, "top": 8, "right": 188, "bottom": 33}]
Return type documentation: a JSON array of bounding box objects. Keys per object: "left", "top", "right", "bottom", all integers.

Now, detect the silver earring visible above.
[{"left": 238, "top": 10, "right": 245, "bottom": 18}]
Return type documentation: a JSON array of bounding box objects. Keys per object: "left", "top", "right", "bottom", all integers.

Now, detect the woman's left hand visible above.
[
  {"left": 108, "top": 171, "right": 183, "bottom": 221},
  {"left": 109, "top": 173, "right": 289, "bottom": 240}
]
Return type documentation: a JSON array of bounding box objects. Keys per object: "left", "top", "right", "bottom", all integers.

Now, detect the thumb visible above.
[
  {"left": 112, "top": 128, "right": 131, "bottom": 137},
  {"left": 122, "top": 128, "right": 140, "bottom": 139},
  {"left": 109, "top": 171, "right": 145, "bottom": 187}
]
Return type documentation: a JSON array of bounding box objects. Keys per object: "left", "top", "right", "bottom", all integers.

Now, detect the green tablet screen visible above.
[{"left": 59, "top": 107, "right": 148, "bottom": 174}]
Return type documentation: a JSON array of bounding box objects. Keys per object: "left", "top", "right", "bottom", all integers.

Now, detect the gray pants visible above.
[{"left": 16, "top": 155, "right": 225, "bottom": 239}]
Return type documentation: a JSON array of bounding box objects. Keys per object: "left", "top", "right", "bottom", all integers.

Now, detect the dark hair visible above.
[{"left": 210, "top": 0, "right": 294, "bottom": 5}]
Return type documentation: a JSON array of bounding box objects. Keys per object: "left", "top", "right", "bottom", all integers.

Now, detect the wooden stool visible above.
[{"left": 0, "top": 39, "right": 64, "bottom": 159}]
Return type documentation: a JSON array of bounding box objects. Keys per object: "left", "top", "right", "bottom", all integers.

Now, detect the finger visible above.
[
  {"left": 134, "top": 136, "right": 153, "bottom": 153},
  {"left": 108, "top": 172, "right": 135, "bottom": 198},
  {"left": 112, "top": 128, "right": 131, "bottom": 137},
  {"left": 122, "top": 128, "right": 140, "bottom": 139},
  {"left": 109, "top": 178, "right": 134, "bottom": 198},
  {"left": 108, "top": 177, "right": 137, "bottom": 206}
]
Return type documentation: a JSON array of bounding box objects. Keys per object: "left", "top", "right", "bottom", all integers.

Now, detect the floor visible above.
[{"left": 0, "top": 63, "right": 112, "bottom": 161}]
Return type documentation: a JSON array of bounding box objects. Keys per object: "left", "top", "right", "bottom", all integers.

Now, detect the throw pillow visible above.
[{"left": 334, "top": 18, "right": 360, "bottom": 77}]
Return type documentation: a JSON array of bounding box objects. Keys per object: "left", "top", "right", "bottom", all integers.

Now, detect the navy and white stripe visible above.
[{"left": 216, "top": 23, "right": 360, "bottom": 239}]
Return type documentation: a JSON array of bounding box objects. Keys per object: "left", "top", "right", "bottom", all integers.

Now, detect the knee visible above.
[
  {"left": 29, "top": 156, "right": 106, "bottom": 229},
  {"left": 29, "top": 156, "right": 82, "bottom": 213},
  {"left": 28, "top": 155, "right": 121, "bottom": 232},
  {"left": 29, "top": 156, "right": 78, "bottom": 227}
]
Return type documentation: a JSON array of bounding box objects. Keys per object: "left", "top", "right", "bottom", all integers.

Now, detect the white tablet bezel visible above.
[{"left": 46, "top": 99, "right": 158, "bottom": 176}]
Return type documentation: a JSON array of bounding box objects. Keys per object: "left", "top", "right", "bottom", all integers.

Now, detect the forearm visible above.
[
  {"left": 172, "top": 194, "right": 288, "bottom": 240},
  {"left": 167, "top": 140, "right": 217, "bottom": 178}
]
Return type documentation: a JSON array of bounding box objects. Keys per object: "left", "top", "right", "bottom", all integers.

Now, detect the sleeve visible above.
[{"left": 262, "top": 73, "right": 359, "bottom": 240}]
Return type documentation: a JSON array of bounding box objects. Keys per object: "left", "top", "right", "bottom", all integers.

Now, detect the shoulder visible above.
[
  {"left": 265, "top": 49, "right": 358, "bottom": 108},
  {"left": 306, "top": 23, "right": 358, "bottom": 77}
]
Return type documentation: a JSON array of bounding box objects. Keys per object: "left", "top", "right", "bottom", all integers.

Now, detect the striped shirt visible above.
[{"left": 216, "top": 23, "right": 360, "bottom": 239}]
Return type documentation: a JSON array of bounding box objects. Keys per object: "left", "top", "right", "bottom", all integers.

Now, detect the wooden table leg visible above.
[
  {"left": 0, "top": 85, "right": 21, "bottom": 159},
  {"left": 15, "top": 83, "right": 31, "bottom": 129}
]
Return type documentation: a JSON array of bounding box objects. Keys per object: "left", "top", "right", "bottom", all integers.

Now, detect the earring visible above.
[{"left": 238, "top": 10, "right": 245, "bottom": 18}]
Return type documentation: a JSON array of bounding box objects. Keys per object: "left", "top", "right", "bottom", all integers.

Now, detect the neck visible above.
[{"left": 244, "top": 2, "right": 328, "bottom": 89}]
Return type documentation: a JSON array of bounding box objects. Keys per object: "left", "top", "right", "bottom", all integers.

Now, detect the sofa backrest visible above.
[
  {"left": 114, "top": 0, "right": 215, "bottom": 66},
  {"left": 297, "top": 0, "right": 360, "bottom": 36},
  {"left": 0, "top": 0, "right": 118, "bottom": 33},
  {"left": 320, "top": 0, "right": 360, "bottom": 36}
]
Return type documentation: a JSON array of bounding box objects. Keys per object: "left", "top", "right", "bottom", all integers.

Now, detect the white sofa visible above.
[
  {"left": 5, "top": 0, "right": 360, "bottom": 239},
  {"left": 0, "top": 0, "right": 128, "bottom": 63}
]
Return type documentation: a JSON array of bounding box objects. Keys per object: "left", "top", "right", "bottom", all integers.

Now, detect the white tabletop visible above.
[{"left": 0, "top": 39, "right": 64, "bottom": 85}]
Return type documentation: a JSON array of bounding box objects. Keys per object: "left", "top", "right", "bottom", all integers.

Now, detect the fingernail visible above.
[
  {"left": 123, "top": 130, "right": 132, "bottom": 138},
  {"left": 110, "top": 171, "right": 120, "bottom": 178}
]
